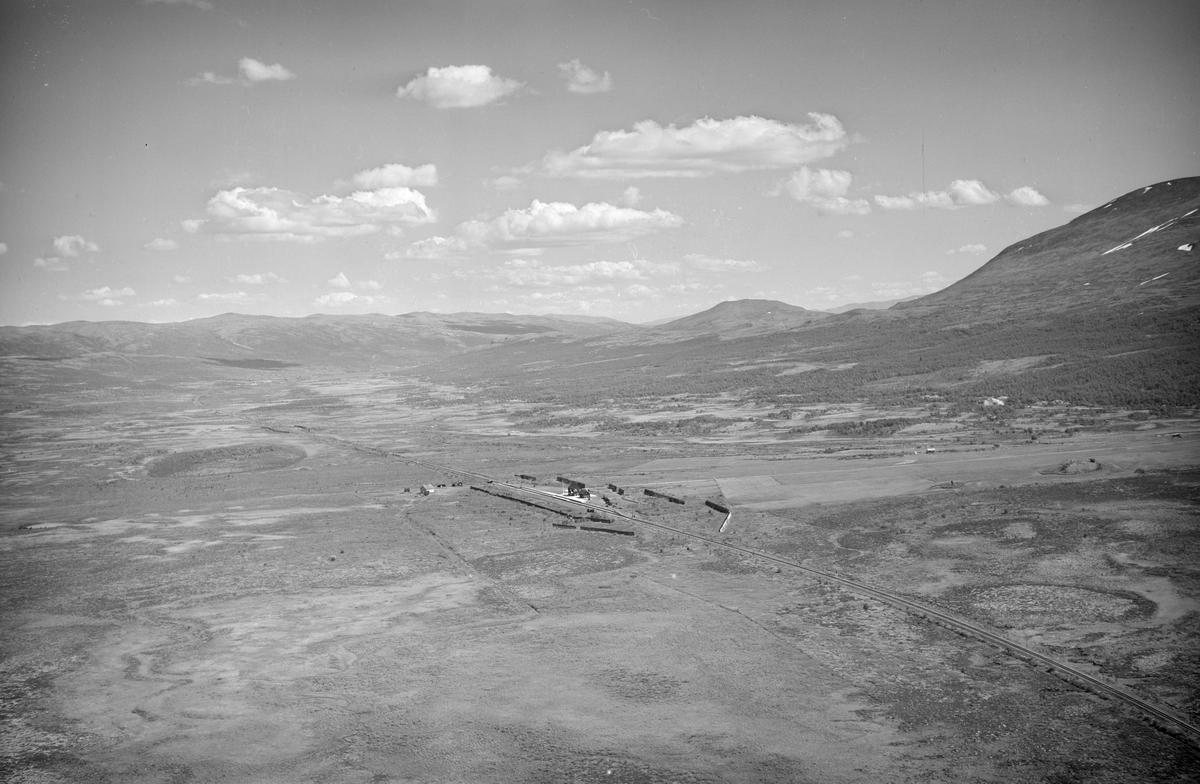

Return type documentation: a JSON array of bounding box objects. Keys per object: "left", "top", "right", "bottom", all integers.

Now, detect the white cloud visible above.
[
  {"left": 144, "top": 238, "right": 179, "bottom": 251},
  {"left": 181, "top": 219, "right": 204, "bottom": 233},
  {"left": 0, "top": 242, "right": 7, "bottom": 255},
  {"left": 396, "top": 65, "right": 523, "bottom": 108},
  {"left": 393, "top": 235, "right": 474, "bottom": 260},
  {"left": 34, "top": 257, "right": 69, "bottom": 272},
  {"left": 874, "top": 190, "right": 957, "bottom": 210},
  {"left": 683, "top": 254, "right": 764, "bottom": 272},
  {"left": 558, "top": 59, "right": 612, "bottom": 93},
  {"left": 199, "top": 185, "right": 435, "bottom": 242},
  {"left": 876, "top": 180, "right": 1048, "bottom": 211},
  {"left": 539, "top": 114, "right": 849, "bottom": 179},
  {"left": 352, "top": 163, "right": 438, "bottom": 189},
  {"left": 239, "top": 57, "right": 296, "bottom": 82},
  {"left": 837, "top": 230, "right": 854, "bottom": 238},
  {"left": 144, "top": 0, "right": 213, "bottom": 10},
  {"left": 197, "top": 291, "right": 254, "bottom": 303},
  {"left": 1063, "top": 203, "right": 1092, "bottom": 214},
  {"left": 78, "top": 286, "right": 135, "bottom": 302},
  {"left": 1006, "top": 186, "right": 1050, "bottom": 206},
  {"left": 947, "top": 243, "right": 987, "bottom": 255},
  {"left": 624, "top": 284, "right": 658, "bottom": 299},
  {"left": 229, "top": 272, "right": 283, "bottom": 285},
  {"left": 621, "top": 186, "right": 642, "bottom": 207},
  {"left": 328, "top": 272, "right": 351, "bottom": 288},
  {"left": 141, "top": 298, "right": 179, "bottom": 307},
  {"left": 186, "top": 71, "right": 234, "bottom": 86},
  {"left": 490, "top": 258, "right": 674, "bottom": 288},
  {"left": 361, "top": 279, "right": 382, "bottom": 290},
  {"left": 315, "top": 291, "right": 361, "bottom": 307},
  {"left": 784, "top": 167, "right": 871, "bottom": 215},
  {"left": 173, "top": 275, "right": 191, "bottom": 283},
  {"left": 947, "top": 179, "right": 1001, "bottom": 205},
  {"left": 54, "top": 235, "right": 100, "bottom": 256},
  {"left": 456, "top": 200, "right": 683, "bottom": 249}
]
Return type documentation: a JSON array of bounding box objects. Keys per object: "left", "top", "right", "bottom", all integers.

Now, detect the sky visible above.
[{"left": 1, "top": 0, "right": 1197, "bottom": 326}]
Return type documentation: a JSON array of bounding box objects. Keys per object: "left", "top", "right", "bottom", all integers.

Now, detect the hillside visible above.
[
  {"left": 901, "top": 177, "right": 1200, "bottom": 317},
  {"left": 2, "top": 179, "right": 1197, "bottom": 407},
  {"left": 652, "top": 299, "right": 830, "bottom": 338}
]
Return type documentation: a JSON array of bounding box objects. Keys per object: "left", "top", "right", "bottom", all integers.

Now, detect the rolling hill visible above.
[{"left": 2, "top": 178, "right": 1197, "bottom": 407}]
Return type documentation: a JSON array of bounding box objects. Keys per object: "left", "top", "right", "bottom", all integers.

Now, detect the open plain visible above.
[{"left": 3, "top": 358, "right": 1198, "bottom": 783}]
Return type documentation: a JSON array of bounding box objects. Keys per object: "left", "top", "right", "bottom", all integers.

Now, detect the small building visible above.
[{"left": 419, "top": 484, "right": 435, "bottom": 496}]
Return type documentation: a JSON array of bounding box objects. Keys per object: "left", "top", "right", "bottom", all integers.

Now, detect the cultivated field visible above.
[{"left": 2, "top": 361, "right": 1199, "bottom": 782}]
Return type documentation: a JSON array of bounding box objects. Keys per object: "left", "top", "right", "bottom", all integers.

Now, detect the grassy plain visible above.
[{"left": 2, "top": 360, "right": 1199, "bottom": 783}]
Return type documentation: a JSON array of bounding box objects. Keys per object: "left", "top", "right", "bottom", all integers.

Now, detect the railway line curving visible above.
[
  {"left": 392, "top": 453, "right": 1200, "bottom": 746},
  {"left": 223, "top": 419, "right": 1200, "bottom": 748}
]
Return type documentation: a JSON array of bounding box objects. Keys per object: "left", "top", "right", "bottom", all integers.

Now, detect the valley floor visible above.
[{"left": 2, "top": 367, "right": 1199, "bottom": 783}]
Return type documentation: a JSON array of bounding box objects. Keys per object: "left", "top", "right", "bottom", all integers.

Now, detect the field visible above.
[{"left": 2, "top": 360, "right": 1199, "bottom": 783}]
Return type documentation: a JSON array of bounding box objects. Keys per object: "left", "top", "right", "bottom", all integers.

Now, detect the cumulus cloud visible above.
[
  {"left": 186, "top": 71, "right": 234, "bottom": 86},
  {"left": 144, "top": 238, "right": 179, "bottom": 251},
  {"left": 75, "top": 286, "right": 135, "bottom": 305},
  {"left": 947, "top": 244, "right": 988, "bottom": 255},
  {"left": 315, "top": 291, "right": 361, "bottom": 307},
  {"left": 352, "top": 163, "right": 438, "bottom": 189},
  {"left": 140, "top": 298, "right": 179, "bottom": 307},
  {"left": 396, "top": 65, "right": 523, "bottom": 108},
  {"left": 558, "top": 59, "right": 612, "bottom": 93},
  {"left": 784, "top": 167, "right": 871, "bottom": 216},
  {"left": 34, "top": 257, "right": 69, "bottom": 272},
  {"left": 197, "top": 291, "right": 255, "bottom": 303},
  {"left": 539, "top": 114, "right": 849, "bottom": 179},
  {"left": 401, "top": 200, "right": 683, "bottom": 259},
  {"left": 621, "top": 186, "right": 642, "bottom": 206},
  {"left": 328, "top": 272, "right": 351, "bottom": 288},
  {"left": 874, "top": 191, "right": 955, "bottom": 210},
  {"left": 393, "top": 235, "right": 474, "bottom": 260},
  {"left": 457, "top": 200, "right": 682, "bottom": 249},
  {"left": 239, "top": 58, "right": 296, "bottom": 82},
  {"left": 948, "top": 179, "right": 1001, "bottom": 205},
  {"left": 361, "top": 279, "right": 382, "bottom": 290},
  {"left": 54, "top": 235, "right": 100, "bottom": 256},
  {"left": 490, "top": 258, "right": 674, "bottom": 288},
  {"left": 197, "top": 185, "right": 435, "bottom": 242},
  {"left": 173, "top": 275, "right": 191, "bottom": 283},
  {"left": 1006, "top": 186, "right": 1050, "bottom": 206},
  {"left": 0, "top": 242, "right": 7, "bottom": 255},
  {"left": 187, "top": 58, "right": 296, "bottom": 86},
  {"left": 876, "top": 180, "right": 1048, "bottom": 211},
  {"left": 229, "top": 272, "right": 283, "bottom": 284}
]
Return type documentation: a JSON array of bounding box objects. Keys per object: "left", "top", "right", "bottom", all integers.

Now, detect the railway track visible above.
[
  {"left": 219, "top": 424, "right": 1198, "bottom": 746},
  {"left": 389, "top": 454, "right": 1200, "bottom": 745}
]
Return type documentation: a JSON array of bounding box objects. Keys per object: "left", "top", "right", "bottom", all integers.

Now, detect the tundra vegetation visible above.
[{"left": 1, "top": 180, "right": 1198, "bottom": 782}]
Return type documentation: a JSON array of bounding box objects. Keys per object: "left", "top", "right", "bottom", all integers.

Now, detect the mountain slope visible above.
[
  {"left": 901, "top": 177, "right": 1200, "bottom": 317},
  {"left": 653, "top": 299, "right": 830, "bottom": 338}
]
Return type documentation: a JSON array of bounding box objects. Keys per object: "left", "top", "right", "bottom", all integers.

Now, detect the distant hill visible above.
[
  {"left": 826, "top": 296, "right": 920, "bottom": 314},
  {"left": 653, "top": 299, "right": 830, "bottom": 338},
  {"left": 0, "top": 311, "right": 637, "bottom": 370},
  {"left": 3, "top": 179, "right": 1197, "bottom": 407}
]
